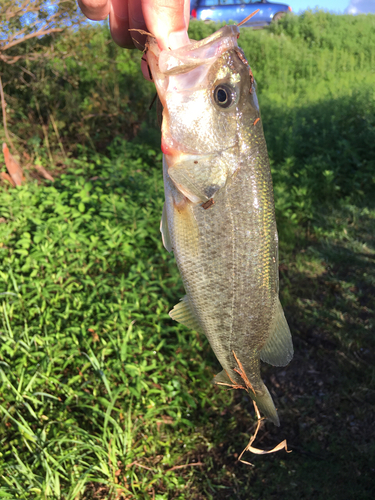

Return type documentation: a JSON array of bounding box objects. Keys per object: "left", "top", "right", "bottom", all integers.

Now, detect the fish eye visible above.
[{"left": 213, "top": 84, "right": 236, "bottom": 109}]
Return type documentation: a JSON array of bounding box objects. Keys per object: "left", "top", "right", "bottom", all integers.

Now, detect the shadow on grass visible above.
[
  {"left": 178, "top": 94, "right": 375, "bottom": 499},
  {"left": 169, "top": 206, "right": 375, "bottom": 500}
]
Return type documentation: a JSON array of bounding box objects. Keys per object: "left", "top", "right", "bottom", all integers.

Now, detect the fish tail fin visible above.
[
  {"left": 252, "top": 382, "right": 280, "bottom": 427},
  {"left": 213, "top": 369, "right": 280, "bottom": 426}
]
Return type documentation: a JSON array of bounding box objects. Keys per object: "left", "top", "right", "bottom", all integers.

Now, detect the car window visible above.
[
  {"left": 199, "top": 0, "right": 259, "bottom": 7},
  {"left": 200, "top": 0, "right": 219, "bottom": 6},
  {"left": 220, "top": 0, "right": 240, "bottom": 5}
]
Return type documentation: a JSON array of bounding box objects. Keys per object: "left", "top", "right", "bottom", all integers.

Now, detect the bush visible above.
[
  {"left": 2, "top": 13, "right": 375, "bottom": 161},
  {"left": 1, "top": 25, "right": 156, "bottom": 159}
]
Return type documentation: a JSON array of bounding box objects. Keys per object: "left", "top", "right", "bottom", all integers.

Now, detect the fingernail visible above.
[{"left": 167, "top": 30, "right": 190, "bottom": 50}]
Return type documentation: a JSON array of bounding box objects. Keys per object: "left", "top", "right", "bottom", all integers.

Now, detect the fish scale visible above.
[{"left": 149, "top": 24, "right": 293, "bottom": 426}]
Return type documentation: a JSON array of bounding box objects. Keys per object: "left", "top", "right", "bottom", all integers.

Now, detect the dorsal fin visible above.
[
  {"left": 169, "top": 295, "right": 201, "bottom": 331},
  {"left": 260, "top": 299, "right": 293, "bottom": 367}
]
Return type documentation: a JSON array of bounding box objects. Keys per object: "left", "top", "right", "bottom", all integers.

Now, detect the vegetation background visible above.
[{"left": 0, "top": 4, "right": 374, "bottom": 499}]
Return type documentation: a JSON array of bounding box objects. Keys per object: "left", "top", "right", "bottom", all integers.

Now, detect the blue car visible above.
[{"left": 191, "top": 0, "right": 292, "bottom": 28}]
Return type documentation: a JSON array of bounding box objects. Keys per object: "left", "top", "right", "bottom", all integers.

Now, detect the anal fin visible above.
[
  {"left": 260, "top": 298, "right": 293, "bottom": 367},
  {"left": 213, "top": 370, "right": 280, "bottom": 426},
  {"left": 169, "top": 295, "right": 201, "bottom": 331},
  {"left": 212, "top": 370, "right": 233, "bottom": 386}
]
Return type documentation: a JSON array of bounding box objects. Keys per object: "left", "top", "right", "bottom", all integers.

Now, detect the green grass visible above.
[
  {"left": 0, "top": 142, "right": 233, "bottom": 498},
  {"left": 1, "top": 12, "right": 375, "bottom": 500},
  {"left": 1, "top": 143, "right": 374, "bottom": 498}
]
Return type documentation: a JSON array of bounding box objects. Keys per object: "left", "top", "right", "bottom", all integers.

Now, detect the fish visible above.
[{"left": 147, "top": 25, "right": 293, "bottom": 426}]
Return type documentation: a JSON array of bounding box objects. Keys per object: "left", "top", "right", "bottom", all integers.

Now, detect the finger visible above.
[
  {"left": 128, "top": 0, "right": 148, "bottom": 50},
  {"left": 110, "top": 0, "right": 134, "bottom": 49},
  {"left": 142, "top": 0, "right": 190, "bottom": 50},
  {"left": 77, "top": 0, "right": 110, "bottom": 21},
  {"left": 183, "top": 0, "right": 191, "bottom": 32}
]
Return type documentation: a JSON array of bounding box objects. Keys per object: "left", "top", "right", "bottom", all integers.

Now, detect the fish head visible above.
[{"left": 147, "top": 26, "right": 260, "bottom": 159}]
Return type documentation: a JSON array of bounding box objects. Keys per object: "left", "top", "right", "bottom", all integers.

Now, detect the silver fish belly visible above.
[{"left": 148, "top": 25, "right": 293, "bottom": 426}]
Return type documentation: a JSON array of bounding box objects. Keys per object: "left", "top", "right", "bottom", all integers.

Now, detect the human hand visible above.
[{"left": 78, "top": 0, "right": 190, "bottom": 51}]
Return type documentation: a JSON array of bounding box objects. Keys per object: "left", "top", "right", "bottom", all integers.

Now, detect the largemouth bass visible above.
[{"left": 147, "top": 25, "right": 293, "bottom": 426}]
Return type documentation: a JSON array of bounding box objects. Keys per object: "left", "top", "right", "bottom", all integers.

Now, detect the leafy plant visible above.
[{"left": 0, "top": 12, "right": 374, "bottom": 500}]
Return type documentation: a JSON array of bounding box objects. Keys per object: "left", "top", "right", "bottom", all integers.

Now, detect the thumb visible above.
[{"left": 142, "top": 0, "right": 190, "bottom": 50}]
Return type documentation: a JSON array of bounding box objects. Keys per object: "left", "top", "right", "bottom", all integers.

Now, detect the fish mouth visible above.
[
  {"left": 149, "top": 24, "right": 241, "bottom": 164},
  {"left": 157, "top": 25, "right": 240, "bottom": 76},
  {"left": 147, "top": 25, "right": 240, "bottom": 106}
]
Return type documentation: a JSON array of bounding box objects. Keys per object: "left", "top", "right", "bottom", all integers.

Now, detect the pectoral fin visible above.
[
  {"left": 260, "top": 299, "right": 293, "bottom": 367},
  {"left": 169, "top": 295, "right": 201, "bottom": 331},
  {"left": 160, "top": 203, "right": 172, "bottom": 253},
  {"left": 168, "top": 154, "right": 230, "bottom": 203}
]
